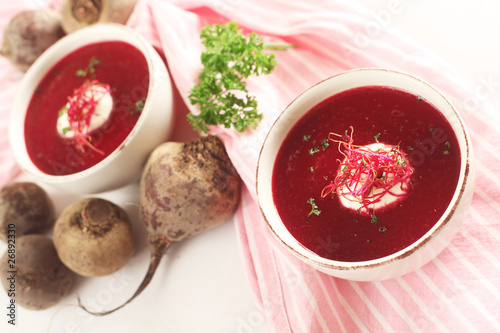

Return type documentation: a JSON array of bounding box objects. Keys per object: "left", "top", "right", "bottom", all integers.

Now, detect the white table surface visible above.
[{"left": 1, "top": 1, "right": 500, "bottom": 332}]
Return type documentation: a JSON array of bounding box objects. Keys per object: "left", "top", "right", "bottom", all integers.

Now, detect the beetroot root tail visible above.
[{"left": 78, "top": 237, "right": 172, "bottom": 316}]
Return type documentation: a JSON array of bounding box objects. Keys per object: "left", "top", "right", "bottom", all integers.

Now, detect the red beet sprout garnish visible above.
[
  {"left": 62, "top": 80, "right": 110, "bottom": 154},
  {"left": 321, "top": 127, "right": 414, "bottom": 215}
]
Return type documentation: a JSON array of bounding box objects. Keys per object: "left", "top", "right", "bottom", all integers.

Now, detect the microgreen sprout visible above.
[
  {"left": 60, "top": 80, "right": 110, "bottom": 154},
  {"left": 321, "top": 126, "right": 414, "bottom": 214}
]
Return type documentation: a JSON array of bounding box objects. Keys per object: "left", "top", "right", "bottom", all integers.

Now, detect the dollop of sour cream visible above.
[
  {"left": 56, "top": 82, "right": 113, "bottom": 138},
  {"left": 337, "top": 143, "right": 411, "bottom": 212}
]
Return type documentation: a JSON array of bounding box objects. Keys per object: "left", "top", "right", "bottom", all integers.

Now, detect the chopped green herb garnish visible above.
[
  {"left": 62, "top": 127, "right": 70, "bottom": 135},
  {"left": 370, "top": 214, "right": 378, "bottom": 225},
  {"left": 429, "top": 128, "right": 435, "bottom": 133},
  {"left": 309, "top": 142, "right": 320, "bottom": 155},
  {"left": 58, "top": 105, "right": 67, "bottom": 116},
  {"left": 445, "top": 141, "right": 450, "bottom": 148},
  {"left": 307, "top": 198, "right": 321, "bottom": 217},
  {"left": 130, "top": 99, "right": 145, "bottom": 115},
  {"left": 379, "top": 226, "right": 387, "bottom": 232},
  {"left": 310, "top": 166, "right": 314, "bottom": 172},
  {"left": 374, "top": 133, "right": 381, "bottom": 142},
  {"left": 321, "top": 139, "right": 330, "bottom": 150},
  {"left": 76, "top": 57, "right": 101, "bottom": 78},
  {"left": 407, "top": 146, "right": 414, "bottom": 151},
  {"left": 443, "top": 150, "right": 450, "bottom": 155},
  {"left": 303, "top": 134, "right": 311, "bottom": 141}
]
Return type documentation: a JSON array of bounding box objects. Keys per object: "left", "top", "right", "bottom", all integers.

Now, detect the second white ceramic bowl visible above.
[
  {"left": 9, "top": 23, "right": 173, "bottom": 194},
  {"left": 257, "top": 68, "right": 474, "bottom": 281}
]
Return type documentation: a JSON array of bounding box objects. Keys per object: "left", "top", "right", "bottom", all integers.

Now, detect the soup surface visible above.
[
  {"left": 272, "top": 86, "right": 461, "bottom": 262},
  {"left": 25, "top": 41, "right": 149, "bottom": 175}
]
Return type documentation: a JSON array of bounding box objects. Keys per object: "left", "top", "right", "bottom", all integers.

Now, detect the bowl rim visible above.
[
  {"left": 256, "top": 67, "right": 472, "bottom": 271},
  {"left": 8, "top": 23, "right": 164, "bottom": 183}
]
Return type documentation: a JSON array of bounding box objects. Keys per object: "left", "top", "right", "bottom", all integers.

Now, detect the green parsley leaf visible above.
[
  {"left": 188, "top": 21, "right": 290, "bottom": 133},
  {"left": 374, "top": 133, "right": 381, "bottom": 142},
  {"left": 370, "top": 214, "right": 378, "bottom": 225}
]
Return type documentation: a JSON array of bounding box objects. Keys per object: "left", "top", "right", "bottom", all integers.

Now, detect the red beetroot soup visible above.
[
  {"left": 24, "top": 41, "right": 149, "bottom": 175},
  {"left": 272, "top": 86, "right": 461, "bottom": 262}
]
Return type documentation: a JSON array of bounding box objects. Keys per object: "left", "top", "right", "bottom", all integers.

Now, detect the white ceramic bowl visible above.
[
  {"left": 9, "top": 23, "right": 173, "bottom": 194},
  {"left": 257, "top": 68, "right": 474, "bottom": 281}
]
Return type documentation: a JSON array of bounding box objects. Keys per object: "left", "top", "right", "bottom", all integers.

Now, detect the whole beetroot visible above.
[
  {"left": 0, "top": 9, "right": 65, "bottom": 72},
  {"left": 53, "top": 198, "right": 136, "bottom": 277},
  {"left": 0, "top": 235, "right": 74, "bottom": 310},
  {"left": 60, "top": 0, "right": 139, "bottom": 34},
  {"left": 80, "top": 135, "right": 241, "bottom": 315},
  {"left": 0, "top": 182, "right": 55, "bottom": 243}
]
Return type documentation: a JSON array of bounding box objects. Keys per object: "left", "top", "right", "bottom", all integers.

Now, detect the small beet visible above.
[
  {"left": 53, "top": 198, "right": 136, "bottom": 277},
  {"left": 79, "top": 135, "right": 241, "bottom": 315},
  {"left": 0, "top": 234, "right": 74, "bottom": 310},
  {"left": 0, "top": 9, "right": 65, "bottom": 72},
  {"left": 60, "top": 0, "right": 139, "bottom": 34},
  {"left": 0, "top": 182, "right": 55, "bottom": 243}
]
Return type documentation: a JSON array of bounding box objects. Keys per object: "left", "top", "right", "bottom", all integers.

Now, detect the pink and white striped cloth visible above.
[{"left": 2, "top": 0, "right": 500, "bottom": 331}]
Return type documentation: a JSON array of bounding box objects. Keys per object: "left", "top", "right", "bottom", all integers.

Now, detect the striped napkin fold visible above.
[{"left": 2, "top": 0, "right": 500, "bottom": 331}]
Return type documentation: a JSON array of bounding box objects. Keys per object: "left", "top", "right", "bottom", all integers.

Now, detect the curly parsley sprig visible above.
[{"left": 188, "top": 21, "right": 293, "bottom": 133}]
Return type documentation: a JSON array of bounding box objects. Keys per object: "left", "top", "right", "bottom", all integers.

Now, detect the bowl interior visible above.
[
  {"left": 257, "top": 68, "right": 470, "bottom": 268},
  {"left": 8, "top": 23, "right": 165, "bottom": 184}
]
